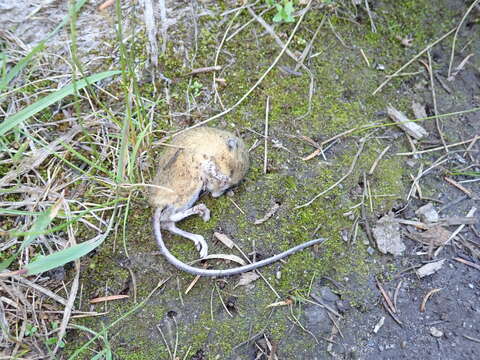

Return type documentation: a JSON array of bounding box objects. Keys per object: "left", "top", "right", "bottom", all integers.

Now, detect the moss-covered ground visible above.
[{"left": 48, "top": 0, "right": 466, "bottom": 358}]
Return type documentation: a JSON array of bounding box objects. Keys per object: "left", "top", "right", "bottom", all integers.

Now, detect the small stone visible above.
[
  {"left": 415, "top": 203, "right": 439, "bottom": 223},
  {"left": 367, "top": 246, "right": 375, "bottom": 255},
  {"left": 335, "top": 299, "right": 351, "bottom": 314},
  {"left": 320, "top": 287, "right": 339, "bottom": 303},
  {"left": 430, "top": 327, "right": 443, "bottom": 338}
]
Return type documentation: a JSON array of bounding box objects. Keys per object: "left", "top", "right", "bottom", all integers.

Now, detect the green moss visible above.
[{"left": 59, "top": 0, "right": 464, "bottom": 358}]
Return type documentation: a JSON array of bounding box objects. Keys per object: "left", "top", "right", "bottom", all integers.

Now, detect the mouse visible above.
[{"left": 150, "top": 126, "right": 325, "bottom": 277}]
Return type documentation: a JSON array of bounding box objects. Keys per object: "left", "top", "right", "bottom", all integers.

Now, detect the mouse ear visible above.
[{"left": 227, "top": 138, "right": 237, "bottom": 151}]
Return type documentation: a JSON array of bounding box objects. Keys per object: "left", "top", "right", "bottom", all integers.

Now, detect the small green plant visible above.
[
  {"left": 25, "top": 323, "right": 38, "bottom": 337},
  {"left": 267, "top": 0, "right": 295, "bottom": 23},
  {"left": 45, "top": 321, "right": 66, "bottom": 350},
  {"left": 189, "top": 80, "right": 203, "bottom": 97}
]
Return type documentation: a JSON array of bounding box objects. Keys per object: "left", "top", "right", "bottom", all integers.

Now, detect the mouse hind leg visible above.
[
  {"left": 169, "top": 203, "right": 210, "bottom": 222},
  {"left": 163, "top": 221, "right": 208, "bottom": 258}
]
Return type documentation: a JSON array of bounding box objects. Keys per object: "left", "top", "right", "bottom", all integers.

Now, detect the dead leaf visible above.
[
  {"left": 416, "top": 259, "right": 445, "bottom": 278},
  {"left": 234, "top": 272, "right": 260, "bottom": 288},
  {"left": 192, "top": 254, "right": 246, "bottom": 266},
  {"left": 254, "top": 202, "right": 280, "bottom": 225},
  {"left": 214, "top": 232, "right": 234, "bottom": 249},
  {"left": 373, "top": 213, "right": 405, "bottom": 256},
  {"left": 387, "top": 105, "right": 428, "bottom": 140},
  {"left": 420, "top": 288, "right": 442, "bottom": 312},
  {"left": 410, "top": 225, "right": 451, "bottom": 247},
  {"left": 412, "top": 101, "right": 428, "bottom": 120}
]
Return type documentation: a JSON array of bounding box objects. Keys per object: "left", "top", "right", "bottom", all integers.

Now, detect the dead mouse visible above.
[{"left": 150, "top": 126, "right": 325, "bottom": 277}]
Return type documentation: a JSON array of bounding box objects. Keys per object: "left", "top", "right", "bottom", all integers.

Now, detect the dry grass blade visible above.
[
  {"left": 296, "top": 139, "right": 366, "bottom": 209},
  {"left": 143, "top": 0, "right": 159, "bottom": 67},
  {"left": 0, "top": 126, "right": 83, "bottom": 187},
  {"left": 89, "top": 295, "right": 130, "bottom": 304},
  {"left": 447, "top": 0, "right": 480, "bottom": 78},
  {"left": 171, "top": 0, "right": 313, "bottom": 138},
  {"left": 373, "top": 27, "right": 456, "bottom": 95},
  {"left": 434, "top": 207, "right": 477, "bottom": 257}
]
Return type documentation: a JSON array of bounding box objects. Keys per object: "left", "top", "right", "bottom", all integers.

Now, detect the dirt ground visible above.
[{"left": 1, "top": 0, "right": 479, "bottom": 359}]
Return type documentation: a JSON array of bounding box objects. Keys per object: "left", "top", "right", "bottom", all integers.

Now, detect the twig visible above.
[
  {"left": 288, "top": 306, "right": 319, "bottom": 344},
  {"left": 359, "top": 48, "right": 370, "bottom": 67},
  {"left": 373, "top": 27, "right": 456, "bottom": 95},
  {"left": 228, "top": 197, "right": 246, "bottom": 216},
  {"left": 254, "top": 202, "right": 280, "bottom": 225},
  {"left": 188, "top": 65, "right": 222, "bottom": 75},
  {"left": 327, "top": 312, "right": 344, "bottom": 339},
  {"left": 157, "top": 324, "right": 173, "bottom": 360},
  {"left": 327, "top": 17, "right": 349, "bottom": 48},
  {"left": 463, "top": 334, "right": 480, "bottom": 344},
  {"left": 7, "top": 276, "right": 68, "bottom": 306},
  {"left": 296, "top": 139, "right": 366, "bottom": 209},
  {"left": 143, "top": 0, "right": 159, "bottom": 67},
  {"left": 215, "top": 284, "right": 233, "bottom": 318},
  {"left": 381, "top": 299, "right": 403, "bottom": 326},
  {"left": 407, "top": 163, "right": 424, "bottom": 201},
  {"left": 453, "top": 257, "right": 480, "bottom": 271},
  {"left": 444, "top": 177, "right": 478, "bottom": 199},
  {"left": 376, "top": 279, "right": 396, "bottom": 313},
  {"left": 232, "top": 243, "right": 281, "bottom": 299},
  {"left": 226, "top": 5, "right": 271, "bottom": 42}
]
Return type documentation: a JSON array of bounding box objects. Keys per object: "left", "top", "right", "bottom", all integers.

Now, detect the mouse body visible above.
[{"left": 151, "top": 126, "right": 325, "bottom": 277}]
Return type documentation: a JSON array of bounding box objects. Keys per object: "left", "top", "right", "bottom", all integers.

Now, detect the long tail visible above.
[{"left": 153, "top": 207, "right": 326, "bottom": 277}]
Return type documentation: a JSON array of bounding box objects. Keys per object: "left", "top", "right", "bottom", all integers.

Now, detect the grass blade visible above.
[
  {"left": 0, "top": 70, "right": 121, "bottom": 136},
  {"left": 22, "top": 207, "right": 117, "bottom": 276},
  {"left": 24, "top": 236, "right": 104, "bottom": 276},
  {"left": 0, "top": 199, "right": 62, "bottom": 271}
]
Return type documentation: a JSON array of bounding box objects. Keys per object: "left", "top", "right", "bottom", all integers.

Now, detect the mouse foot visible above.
[
  {"left": 193, "top": 235, "right": 208, "bottom": 258},
  {"left": 193, "top": 203, "right": 211, "bottom": 222}
]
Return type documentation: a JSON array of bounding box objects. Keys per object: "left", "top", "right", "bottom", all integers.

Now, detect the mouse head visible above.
[{"left": 206, "top": 134, "right": 249, "bottom": 197}]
